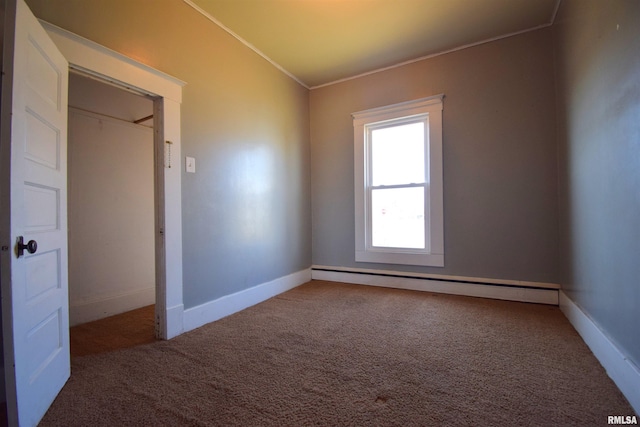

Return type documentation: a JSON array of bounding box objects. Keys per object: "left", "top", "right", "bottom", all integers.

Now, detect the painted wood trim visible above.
[
  {"left": 69, "top": 286, "right": 155, "bottom": 326},
  {"left": 352, "top": 94, "right": 444, "bottom": 119},
  {"left": 311, "top": 268, "right": 559, "bottom": 305},
  {"left": 183, "top": 269, "right": 312, "bottom": 333},
  {"left": 40, "top": 20, "right": 185, "bottom": 102},
  {"left": 165, "top": 303, "right": 185, "bottom": 340},
  {"left": 185, "top": 0, "right": 561, "bottom": 91},
  {"left": 559, "top": 291, "right": 640, "bottom": 415},
  {"left": 42, "top": 21, "right": 185, "bottom": 340},
  {"left": 353, "top": 97, "right": 444, "bottom": 268},
  {"left": 182, "top": 0, "right": 308, "bottom": 89},
  {"left": 550, "top": 0, "right": 562, "bottom": 25},
  {"left": 158, "top": 97, "right": 184, "bottom": 339},
  {"left": 311, "top": 22, "right": 558, "bottom": 90},
  {"left": 312, "top": 265, "right": 560, "bottom": 290}
]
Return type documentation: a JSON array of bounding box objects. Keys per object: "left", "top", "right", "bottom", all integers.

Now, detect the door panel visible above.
[
  {"left": 24, "top": 112, "right": 60, "bottom": 169},
  {"left": 1, "top": 0, "right": 70, "bottom": 425}
]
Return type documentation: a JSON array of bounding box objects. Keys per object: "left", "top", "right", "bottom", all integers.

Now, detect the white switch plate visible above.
[{"left": 186, "top": 156, "right": 196, "bottom": 173}]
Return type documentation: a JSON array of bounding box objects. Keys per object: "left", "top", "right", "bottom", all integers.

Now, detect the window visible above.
[{"left": 353, "top": 95, "right": 444, "bottom": 267}]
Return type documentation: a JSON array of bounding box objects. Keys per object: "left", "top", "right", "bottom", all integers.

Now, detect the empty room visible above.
[{"left": 1, "top": 0, "right": 638, "bottom": 425}]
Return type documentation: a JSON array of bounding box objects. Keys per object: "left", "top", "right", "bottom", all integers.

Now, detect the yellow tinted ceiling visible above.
[{"left": 189, "top": 0, "right": 558, "bottom": 88}]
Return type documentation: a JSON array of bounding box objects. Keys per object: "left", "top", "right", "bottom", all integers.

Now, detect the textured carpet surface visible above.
[{"left": 41, "top": 280, "right": 635, "bottom": 426}]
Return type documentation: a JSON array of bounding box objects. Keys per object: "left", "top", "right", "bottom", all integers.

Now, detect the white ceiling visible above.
[{"left": 187, "top": 0, "right": 560, "bottom": 88}]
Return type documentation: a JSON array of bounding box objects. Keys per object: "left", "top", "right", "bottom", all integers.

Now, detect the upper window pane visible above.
[{"left": 370, "top": 122, "right": 425, "bottom": 186}]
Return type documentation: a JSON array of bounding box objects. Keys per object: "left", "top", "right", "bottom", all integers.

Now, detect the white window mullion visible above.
[{"left": 370, "top": 183, "right": 425, "bottom": 190}]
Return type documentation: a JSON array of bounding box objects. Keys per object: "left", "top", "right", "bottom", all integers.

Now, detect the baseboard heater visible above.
[{"left": 310, "top": 266, "right": 559, "bottom": 305}]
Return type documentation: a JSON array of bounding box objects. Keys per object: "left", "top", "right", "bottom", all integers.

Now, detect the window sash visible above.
[
  {"left": 364, "top": 116, "right": 429, "bottom": 252},
  {"left": 368, "top": 119, "right": 427, "bottom": 187},
  {"left": 366, "top": 183, "right": 430, "bottom": 253},
  {"left": 352, "top": 94, "right": 444, "bottom": 267}
]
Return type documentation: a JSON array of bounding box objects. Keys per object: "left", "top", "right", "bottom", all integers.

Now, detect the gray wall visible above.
[
  {"left": 311, "top": 28, "right": 559, "bottom": 283},
  {"left": 15, "top": 0, "right": 640, "bottom": 374},
  {"left": 553, "top": 1, "right": 640, "bottom": 368},
  {"left": 26, "top": 0, "right": 312, "bottom": 309}
]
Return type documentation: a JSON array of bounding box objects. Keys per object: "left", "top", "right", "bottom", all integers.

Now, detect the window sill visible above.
[{"left": 356, "top": 250, "right": 444, "bottom": 267}]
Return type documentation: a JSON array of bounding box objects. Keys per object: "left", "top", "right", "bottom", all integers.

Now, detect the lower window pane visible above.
[{"left": 371, "top": 187, "right": 425, "bottom": 249}]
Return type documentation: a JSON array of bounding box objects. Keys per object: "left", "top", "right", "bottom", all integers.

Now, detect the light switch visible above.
[{"left": 186, "top": 156, "right": 196, "bottom": 173}]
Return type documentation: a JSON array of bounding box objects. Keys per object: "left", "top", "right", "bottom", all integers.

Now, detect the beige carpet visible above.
[{"left": 41, "top": 280, "right": 635, "bottom": 426}]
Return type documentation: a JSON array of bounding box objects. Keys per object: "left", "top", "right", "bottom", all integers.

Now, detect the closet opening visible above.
[{"left": 67, "top": 71, "right": 157, "bottom": 357}]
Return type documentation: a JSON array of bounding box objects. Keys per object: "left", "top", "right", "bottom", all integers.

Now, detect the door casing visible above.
[
  {"left": 41, "top": 21, "right": 186, "bottom": 339},
  {"left": 1, "top": 13, "right": 185, "bottom": 423}
]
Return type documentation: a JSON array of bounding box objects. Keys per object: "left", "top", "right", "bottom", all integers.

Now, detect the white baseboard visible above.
[
  {"left": 559, "top": 291, "right": 640, "bottom": 415},
  {"left": 165, "top": 303, "right": 184, "bottom": 340},
  {"left": 69, "top": 286, "right": 156, "bottom": 326},
  {"left": 311, "top": 267, "right": 558, "bottom": 305},
  {"left": 312, "top": 265, "right": 560, "bottom": 289},
  {"left": 183, "top": 268, "right": 312, "bottom": 333}
]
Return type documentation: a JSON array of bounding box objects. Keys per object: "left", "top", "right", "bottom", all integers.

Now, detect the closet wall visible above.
[{"left": 68, "top": 73, "right": 155, "bottom": 326}]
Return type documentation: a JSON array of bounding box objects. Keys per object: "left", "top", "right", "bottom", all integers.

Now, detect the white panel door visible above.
[{"left": 1, "top": 0, "right": 70, "bottom": 425}]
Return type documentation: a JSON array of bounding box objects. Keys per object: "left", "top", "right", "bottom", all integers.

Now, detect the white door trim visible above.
[{"left": 41, "top": 21, "right": 186, "bottom": 339}]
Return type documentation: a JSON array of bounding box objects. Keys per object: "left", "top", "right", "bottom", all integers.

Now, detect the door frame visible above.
[{"left": 42, "top": 21, "right": 186, "bottom": 339}]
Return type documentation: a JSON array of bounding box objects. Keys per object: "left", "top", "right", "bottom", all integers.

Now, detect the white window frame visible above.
[{"left": 353, "top": 95, "right": 444, "bottom": 267}]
